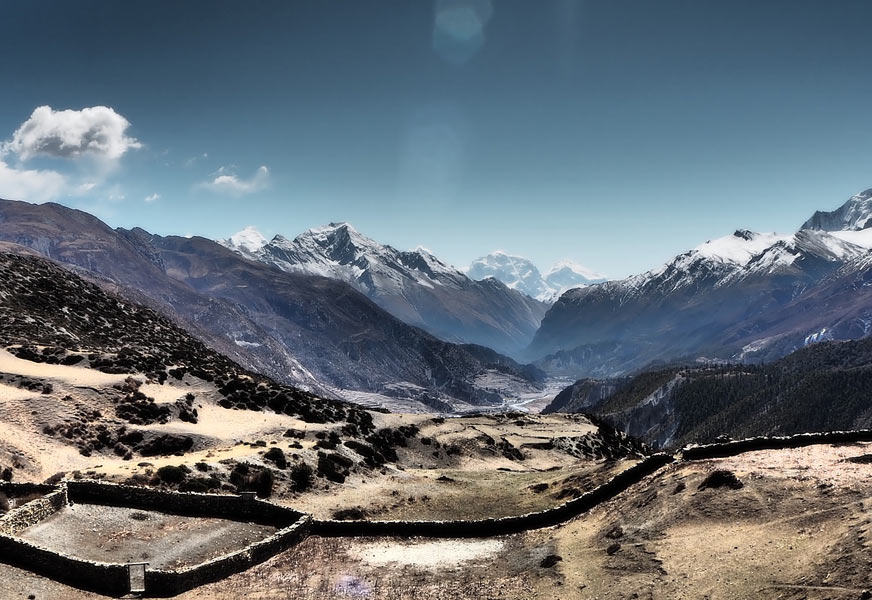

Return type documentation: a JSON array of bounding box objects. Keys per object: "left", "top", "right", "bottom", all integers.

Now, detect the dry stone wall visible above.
[
  {"left": 680, "top": 429, "right": 872, "bottom": 461},
  {"left": 66, "top": 479, "right": 302, "bottom": 527},
  {"left": 0, "top": 487, "right": 66, "bottom": 535},
  {"left": 145, "top": 517, "right": 311, "bottom": 597},
  {"left": 312, "top": 453, "right": 675, "bottom": 538}
]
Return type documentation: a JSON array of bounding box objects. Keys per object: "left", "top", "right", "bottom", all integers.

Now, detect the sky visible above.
[{"left": 2, "top": 0, "right": 872, "bottom": 278}]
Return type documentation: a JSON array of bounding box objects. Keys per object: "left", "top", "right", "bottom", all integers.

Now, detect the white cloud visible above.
[
  {"left": 144, "top": 192, "right": 160, "bottom": 203},
  {"left": 0, "top": 159, "right": 67, "bottom": 203},
  {"left": 202, "top": 165, "right": 269, "bottom": 196},
  {"left": 4, "top": 105, "right": 141, "bottom": 161}
]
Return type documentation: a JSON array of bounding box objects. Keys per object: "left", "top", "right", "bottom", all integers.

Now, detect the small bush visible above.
[
  {"left": 156, "top": 465, "right": 188, "bottom": 484},
  {"left": 264, "top": 447, "right": 287, "bottom": 469},
  {"left": 698, "top": 470, "right": 743, "bottom": 490},
  {"left": 290, "top": 462, "right": 314, "bottom": 492}
]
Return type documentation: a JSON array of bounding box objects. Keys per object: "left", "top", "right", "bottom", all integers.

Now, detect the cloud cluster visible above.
[
  {"left": 202, "top": 165, "right": 269, "bottom": 196},
  {"left": 144, "top": 193, "right": 160, "bottom": 203},
  {"left": 0, "top": 159, "right": 67, "bottom": 204},
  {"left": 4, "top": 105, "right": 141, "bottom": 161},
  {"left": 0, "top": 105, "right": 142, "bottom": 204}
]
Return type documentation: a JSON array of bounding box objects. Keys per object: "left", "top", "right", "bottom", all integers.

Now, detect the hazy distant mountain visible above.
[
  {"left": 467, "top": 251, "right": 605, "bottom": 302},
  {"left": 0, "top": 199, "right": 544, "bottom": 409},
  {"left": 528, "top": 189, "right": 872, "bottom": 377},
  {"left": 220, "top": 223, "right": 547, "bottom": 357}
]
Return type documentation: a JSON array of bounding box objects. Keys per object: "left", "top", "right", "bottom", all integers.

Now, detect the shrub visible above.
[
  {"left": 289, "top": 462, "right": 314, "bottom": 492},
  {"left": 264, "top": 447, "right": 287, "bottom": 469},
  {"left": 251, "top": 469, "right": 274, "bottom": 498},
  {"left": 698, "top": 470, "right": 743, "bottom": 490},
  {"left": 156, "top": 465, "right": 188, "bottom": 484}
]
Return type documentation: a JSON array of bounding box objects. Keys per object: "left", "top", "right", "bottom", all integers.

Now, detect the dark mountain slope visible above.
[
  {"left": 546, "top": 339, "right": 872, "bottom": 449},
  {"left": 0, "top": 249, "right": 358, "bottom": 427}
]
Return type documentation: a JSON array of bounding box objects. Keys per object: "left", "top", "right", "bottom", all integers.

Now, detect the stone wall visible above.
[
  {"left": 312, "top": 453, "right": 675, "bottom": 538},
  {"left": 0, "top": 533, "right": 130, "bottom": 596},
  {"left": 0, "top": 481, "right": 57, "bottom": 496},
  {"left": 1, "top": 429, "right": 869, "bottom": 596},
  {"left": 145, "top": 517, "right": 312, "bottom": 597},
  {"left": 681, "top": 429, "right": 872, "bottom": 460},
  {"left": 66, "top": 479, "right": 301, "bottom": 527},
  {"left": 0, "top": 488, "right": 67, "bottom": 535}
]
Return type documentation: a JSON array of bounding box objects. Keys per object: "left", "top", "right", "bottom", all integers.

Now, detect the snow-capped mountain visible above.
[
  {"left": 528, "top": 188, "right": 872, "bottom": 377},
  {"left": 466, "top": 251, "right": 605, "bottom": 302},
  {"left": 220, "top": 225, "right": 268, "bottom": 255},
  {"left": 220, "top": 222, "right": 547, "bottom": 356},
  {"left": 802, "top": 188, "right": 872, "bottom": 231}
]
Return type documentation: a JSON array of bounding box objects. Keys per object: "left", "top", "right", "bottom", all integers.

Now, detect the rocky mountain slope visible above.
[
  {"left": 545, "top": 336, "right": 872, "bottom": 449},
  {"left": 467, "top": 251, "right": 605, "bottom": 302},
  {"left": 221, "top": 223, "right": 547, "bottom": 357},
  {"left": 528, "top": 189, "right": 872, "bottom": 377},
  {"left": 0, "top": 199, "right": 542, "bottom": 409}
]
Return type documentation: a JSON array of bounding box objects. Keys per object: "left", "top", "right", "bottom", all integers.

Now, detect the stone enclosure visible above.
[{"left": 0, "top": 429, "right": 870, "bottom": 597}]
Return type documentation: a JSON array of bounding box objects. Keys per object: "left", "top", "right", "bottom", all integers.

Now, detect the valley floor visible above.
[{"left": 2, "top": 443, "right": 870, "bottom": 599}]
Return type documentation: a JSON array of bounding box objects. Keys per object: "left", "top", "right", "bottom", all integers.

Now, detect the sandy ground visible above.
[
  {"left": 353, "top": 539, "right": 505, "bottom": 569},
  {"left": 18, "top": 504, "right": 277, "bottom": 569},
  {"left": 0, "top": 382, "right": 38, "bottom": 402},
  {"left": 0, "top": 349, "right": 129, "bottom": 388}
]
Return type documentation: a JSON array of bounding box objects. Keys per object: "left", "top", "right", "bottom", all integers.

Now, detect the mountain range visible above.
[
  {"left": 221, "top": 223, "right": 547, "bottom": 358},
  {"left": 5, "top": 185, "right": 872, "bottom": 423},
  {"left": 528, "top": 188, "right": 872, "bottom": 379},
  {"left": 0, "top": 199, "right": 543, "bottom": 411}
]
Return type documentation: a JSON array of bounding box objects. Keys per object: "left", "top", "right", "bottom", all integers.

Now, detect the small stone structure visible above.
[{"left": 0, "top": 480, "right": 310, "bottom": 597}]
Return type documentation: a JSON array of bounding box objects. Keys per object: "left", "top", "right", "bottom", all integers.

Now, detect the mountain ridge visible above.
[{"left": 220, "top": 222, "right": 548, "bottom": 357}]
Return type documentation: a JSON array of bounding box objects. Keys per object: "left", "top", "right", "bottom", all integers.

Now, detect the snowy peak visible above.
[
  {"left": 467, "top": 251, "right": 605, "bottom": 302},
  {"left": 691, "top": 230, "right": 789, "bottom": 266},
  {"left": 802, "top": 188, "right": 872, "bottom": 232},
  {"left": 467, "top": 252, "right": 549, "bottom": 300},
  {"left": 220, "top": 225, "right": 268, "bottom": 255}
]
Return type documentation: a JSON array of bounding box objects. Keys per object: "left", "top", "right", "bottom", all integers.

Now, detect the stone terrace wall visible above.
[
  {"left": 681, "top": 429, "right": 872, "bottom": 461},
  {"left": 0, "top": 487, "right": 67, "bottom": 536},
  {"left": 312, "top": 453, "right": 675, "bottom": 538},
  {"left": 0, "top": 533, "right": 130, "bottom": 596},
  {"left": 145, "top": 517, "right": 312, "bottom": 597},
  {"left": 0, "top": 481, "right": 57, "bottom": 496},
  {"left": 66, "top": 479, "right": 302, "bottom": 527}
]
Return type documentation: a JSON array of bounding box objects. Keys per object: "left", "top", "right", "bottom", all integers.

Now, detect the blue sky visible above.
[{"left": 2, "top": 0, "right": 872, "bottom": 277}]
